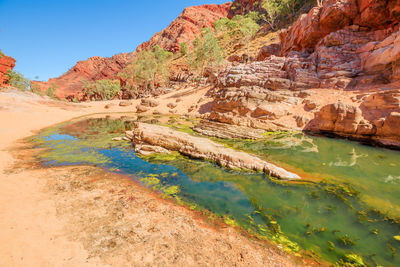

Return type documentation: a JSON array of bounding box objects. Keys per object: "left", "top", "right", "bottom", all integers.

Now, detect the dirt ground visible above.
[{"left": 0, "top": 88, "right": 318, "bottom": 266}]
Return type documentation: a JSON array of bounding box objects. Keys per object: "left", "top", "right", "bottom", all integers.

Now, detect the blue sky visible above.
[{"left": 0, "top": 0, "right": 229, "bottom": 81}]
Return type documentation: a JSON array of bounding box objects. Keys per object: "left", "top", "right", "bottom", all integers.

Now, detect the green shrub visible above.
[
  {"left": 214, "top": 13, "right": 260, "bottom": 60},
  {"left": 82, "top": 79, "right": 121, "bottom": 101},
  {"left": 180, "top": 42, "right": 188, "bottom": 56},
  {"left": 120, "top": 45, "right": 172, "bottom": 90},
  {"left": 31, "top": 83, "right": 44, "bottom": 95},
  {"left": 45, "top": 83, "right": 58, "bottom": 98},
  {"left": 5, "top": 69, "right": 30, "bottom": 91},
  {"left": 188, "top": 28, "right": 225, "bottom": 76}
]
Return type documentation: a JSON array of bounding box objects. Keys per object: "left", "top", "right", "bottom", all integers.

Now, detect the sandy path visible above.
[{"left": 0, "top": 88, "right": 310, "bottom": 266}]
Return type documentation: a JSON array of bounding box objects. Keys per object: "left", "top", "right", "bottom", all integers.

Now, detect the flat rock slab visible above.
[
  {"left": 128, "top": 123, "right": 300, "bottom": 180},
  {"left": 192, "top": 120, "right": 265, "bottom": 139}
]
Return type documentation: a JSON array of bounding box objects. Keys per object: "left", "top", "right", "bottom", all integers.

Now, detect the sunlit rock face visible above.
[
  {"left": 137, "top": 3, "right": 232, "bottom": 53},
  {"left": 35, "top": 2, "right": 232, "bottom": 99},
  {"left": 0, "top": 53, "right": 16, "bottom": 86}
]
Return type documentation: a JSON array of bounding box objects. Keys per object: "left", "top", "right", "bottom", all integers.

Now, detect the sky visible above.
[{"left": 0, "top": 0, "right": 230, "bottom": 81}]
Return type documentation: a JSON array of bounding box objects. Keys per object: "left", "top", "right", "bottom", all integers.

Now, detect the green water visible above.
[
  {"left": 215, "top": 133, "right": 400, "bottom": 218},
  {"left": 30, "top": 115, "right": 400, "bottom": 266}
]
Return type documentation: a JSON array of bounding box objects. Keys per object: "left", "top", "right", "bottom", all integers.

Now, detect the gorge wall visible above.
[
  {"left": 34, "top": 2, "right": 232, "bottom": 98},
  {"left": 208, "top": 0, "right": 400, "bottom": 148}
]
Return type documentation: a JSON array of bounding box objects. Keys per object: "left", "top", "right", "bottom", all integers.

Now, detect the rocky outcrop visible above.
[
  {"left": 359, "top": 30, "right": 400, "bottom": 82},
  {"left": 280, "top": 0, "right": 399, "bottom": 55},
  {"left": 276, "top": 0, "right": 400, "bottom": 88},
  {"left": 0, "top": 53, "right": 16, "bottom": 87},
  {"left": 138, "top": 3, "right": 231, "bottom": 52},
  {"left": 207, "top": 85, "right": 303, "bottom": 130},
  {"left": 217, "top": 0, "right": 400, "bottom": 98},
  {"left": 192, "top": 120, "right": 265, "bottom": 139},
  {"left": 217, "top": 53, "right": 320, "bottom": 90},
  {"left": 306, "top": 90, "right": 400, "bottom": 148},
  {"left": 128, "top": 122, "right": 300, "bottom": 180},
  {"left": 257, "top": 44, "right": 280, "bottom": 61}
]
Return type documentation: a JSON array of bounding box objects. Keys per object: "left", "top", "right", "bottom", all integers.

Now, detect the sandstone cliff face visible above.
[
  {"left": 306, "top": 90, "right": 400, "bottom": 148},
  {"left": 33, "top": 53, "right": 135, "bottom": 98},
  {"left": 36, "top": 3, "right": 231, "bottom": 98},
  {"left": 208, "top": 0, "right": 400, "bottom": 148},
  {"left": 138, "top": 3, "right": 232, "bottom": 52},
  {"left": 280, "top": 0, "right": 399, "bottom": 54},
  {"left": 0, "top": 54, "right": 16, "bottom": 87}
]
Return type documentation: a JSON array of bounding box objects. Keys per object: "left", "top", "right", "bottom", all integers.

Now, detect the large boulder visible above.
[
  {"left": 359, "top": 29, "right": 400, "bottom": 81},
  {"left": 377, "top": 112, "right": 400, "bottom": 139},
  {"left": 306, "top": 102, "right": 365, "bottom": 134}
]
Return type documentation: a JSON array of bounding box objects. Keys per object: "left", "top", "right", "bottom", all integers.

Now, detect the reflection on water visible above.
[{"left": 30, "top": 116, "right": 400, "bottom": 266}]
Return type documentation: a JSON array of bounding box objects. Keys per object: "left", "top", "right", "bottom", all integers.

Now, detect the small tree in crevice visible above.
[{"left": 188, "top": 28, "right": 225, "bottom": 77}]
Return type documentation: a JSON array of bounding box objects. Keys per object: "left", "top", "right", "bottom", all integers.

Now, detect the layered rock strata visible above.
[
  {"left": 192, "top": 120, "right": 265, "bottom": 139},
  {"left": 306, "top": 90, "right": 400, "bottom": 148}
]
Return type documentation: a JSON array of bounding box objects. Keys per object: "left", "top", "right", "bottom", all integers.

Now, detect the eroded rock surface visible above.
[
  {"left": 306, "top": 90, "right": 400, "bottom": 148},
  {"left": 192, "top": 120, "right": 265, "bottom": 139},
  {"left": 127, "top": 123, "right": 300, "bottom": 180}
]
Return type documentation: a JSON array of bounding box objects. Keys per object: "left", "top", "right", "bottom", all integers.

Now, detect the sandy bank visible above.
[{"left": 0, "top": 88, "right": 313, "bottom": 266}]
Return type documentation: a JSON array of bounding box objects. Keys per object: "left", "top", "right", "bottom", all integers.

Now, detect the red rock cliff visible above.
[
  {"left": 138, "top": 3, "right": 232, "bottom": 52},
  {"left": 280, "top": 0, "right": 400, "bottom": 54},
  {"left": 0, "top": 54, "right": 16, "bottom": 87},
  {"left": 36, "top": 2, "right": 231, "bottom": 98},
  {"left": 32, "top": 53, "right": 134, "bottom": 98}
]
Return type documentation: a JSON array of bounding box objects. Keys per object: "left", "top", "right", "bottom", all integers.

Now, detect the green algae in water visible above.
[
  {"left": 30, "top": 116, "right": 400, "bottom": 266},
  {"left": 214, "top": 133, "right": 400, "bottom": 217}
]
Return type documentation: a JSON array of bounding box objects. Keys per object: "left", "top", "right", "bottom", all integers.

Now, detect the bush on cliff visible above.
[
  {"left": 214, "top": 13, "right": 260, "bottom": 60},
  {"left": 120, "top": 45, "right": 172, "bottom": 90},
  {"left": 82, "top": 79, "right": 121, "bottom": 101},
  {"left": 188, "top": 28, "right": 225, "bottom": 76},
  {"left": 261, "top": 0, "right": 315, "bottom": 27},
  {"left": 180, "top": 42, "right": 188, "bottom": 56}
]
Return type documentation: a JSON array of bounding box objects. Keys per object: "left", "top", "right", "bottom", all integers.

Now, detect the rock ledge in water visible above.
[
  {"left": 126, "top": 123, "right": 300, "bottom": 180},
  {"left": 192, "top": 120, "right": 265, "bottom": 139}
]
